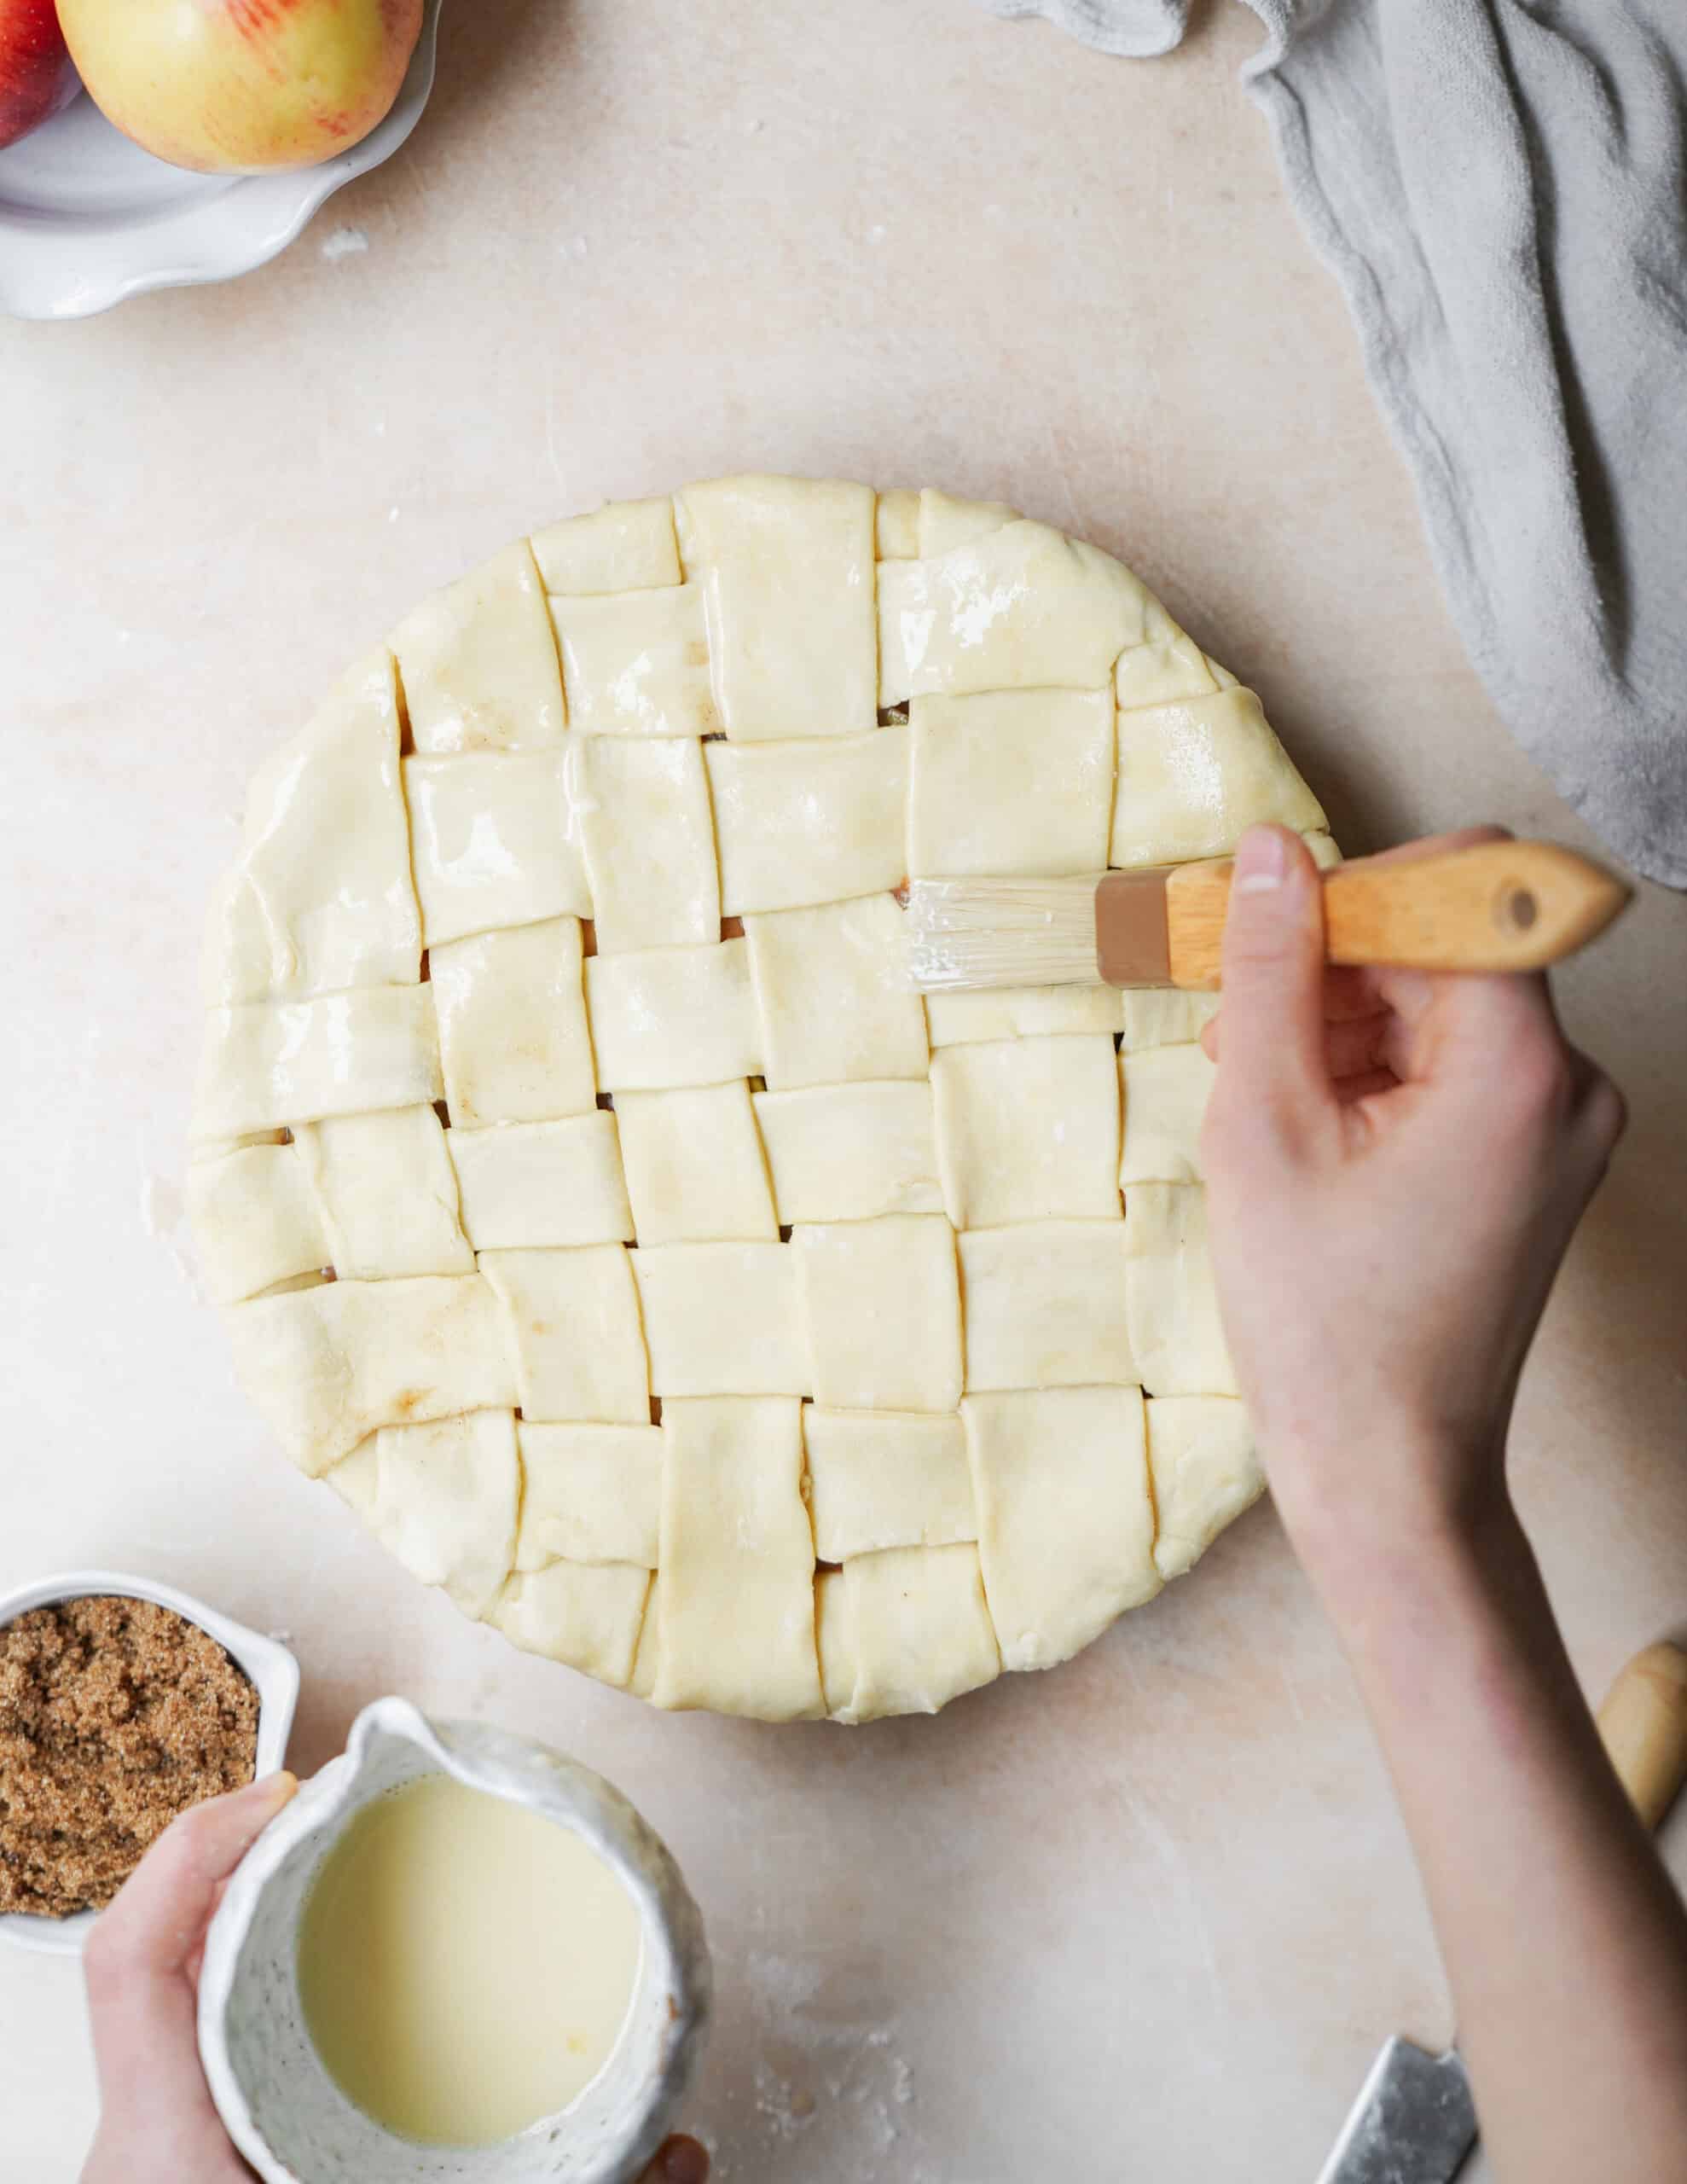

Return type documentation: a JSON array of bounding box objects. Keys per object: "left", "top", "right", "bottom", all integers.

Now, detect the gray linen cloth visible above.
[{"left": 981, "top": 0, "right": 1687, "bottom": 887}]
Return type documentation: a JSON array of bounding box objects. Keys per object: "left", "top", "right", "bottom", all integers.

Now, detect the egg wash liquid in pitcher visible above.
[{"left": 295, "top": 1773, "right": 643, "bottom": 2146}]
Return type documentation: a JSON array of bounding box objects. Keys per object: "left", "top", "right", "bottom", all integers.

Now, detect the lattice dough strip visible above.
[
  {"left": 403, "top": 750, "right": 590, "bottom": 948},
  {"left": 202, "top": 648, "right": 420, "bottom": 1006},
  {"left": 705, "top": 729, "right": 908, "bottom": 917},
  {"left": 478, "top": 1246, "right": 651, "bottom": 1425},
  {"left": 1113, "top": 595, "right": 1230, "bottom": 713},
  {"left": 803, "top": 1407, "right": 977, "bottom": 1562},
  {"left": 515, "top": 1421, "right": 664, "bottom": 1574},
  {"left": 924, "top": 983, "right": 1122, "bottom": 1048},
  {"left": 828, "top": 1545, "right": 1001, "bottom": 1723},
  {"left": 652, "top": 1397, "right": 822, "bottom": 1720},
  {"left": 187, "top": 1143, "right": 329, "bottom": 1304},
  {"left": 753, "top": 1081, "right": 942, "bottom": 1225},
  {"left": 293, "top": 1106, "right": 473, "bottom": 1281},
  {"left": 1119, "top": 1043, "right": 1216, "bottom": 1188},
  {"left": 962, "top": 1385, "right": 1160, "bottom": 1672},
  {"left": 874, "top": 488, "right": 920, "bottom": 561},
  {"left": 745, "top": 894, "right": 929, "bottom": 1091},
  {"left": 1123, "top": 1183, "right": 1238, "bottom": 1397},
  {"left": 614, "top": 1083, "right": 777, "bottom": 1246},
  {"left": 815, "top": 1571, "right": 855, "bottom": 1716},
  {"left": 916, "top": 488, "right": 1019, "bottom": 559},
  {"left": 930, "top": 1035, "right": 1122, "bottom": 1230},
  {"left": 389, "top": 540, "right": 565, "bottom": 755},
  {"left": 493, "top": 1562, "right": 652, "bottom": 1690},
  {"left": 957, "top": 1221, "right": 1136, "bottom": 1393},
  {"left": 791, "top": 1215, "right": 964, "bottom": 1414},
  {"left": 447, "top": 1112, "right": 634, "bottom": 1252},
  {"left": 908, "top": 688, "right": 1114, "bottom": 880},
  {"left": 223, "top": 1274, "right": 517, "bottom": 1478},
  {"left": 676, "top": 475, "right": 878, "bottom": 741},
  {"left": 192, "top": 985, "right": 442, "bottom": 1144},
  {"left": 585, "top": 939, "right": 762, "bottom": 1092},
  {"left": 1146, "top": 1396, "right": 1263, "bottom": 1581},
  {"left": 530, "top": 497, "right": 682, "bottom": 595},
  {"left": 1118, "top": 990, "right": 1220, "bottom": 1053},
  {"left": 570, "top": 737, "right": 720, "bottom": 951},
  {"left": 878, "top": 519, "right": 1150, "bottom": 704},
  {"left": 1110, "top": 687, "right": 1327, "bottom": 869},
  {"left": 550, "top": 585, "right": 718, "bottom": 739},
  {"left": 430, "top": 916, "right": 596, "bottom": 1129},
  {"left": 632, "top": 1242, "right": 809, "bottom": 1399},
  {"left": 629, "top": 1584, "right": 662, "bottom": 1701},
  {"left": 326, "top": 1409, "right": 519, "bottom": 1620}
]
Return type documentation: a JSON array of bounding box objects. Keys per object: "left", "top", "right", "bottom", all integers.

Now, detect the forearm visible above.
[{"left": 1294, "top": 1476, "right": 1687, "bottom": 2184}]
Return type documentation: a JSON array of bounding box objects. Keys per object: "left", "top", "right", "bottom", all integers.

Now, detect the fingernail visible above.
[
  {"left": 236, "top": 1770, "right": 297, "bottom": 1812},
  {"left": 660, "top": 2137, "right": 710, "bottom": 2184},
  {"left": 1233, "top": 827, "right": 1288, "bottom": 894}
]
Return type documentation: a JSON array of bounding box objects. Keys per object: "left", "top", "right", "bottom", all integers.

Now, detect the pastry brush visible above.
[{"left": 905, "top": 839, "right": 1631, "bottom": 992}]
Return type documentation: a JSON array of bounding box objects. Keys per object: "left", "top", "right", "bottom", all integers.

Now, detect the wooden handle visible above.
[
  {"left": 1164, "top": 839, "right": 1631, "bottom": 989},
  {"left": 1597, "top": 1641, "right": 1687, "bottom": 1833}
]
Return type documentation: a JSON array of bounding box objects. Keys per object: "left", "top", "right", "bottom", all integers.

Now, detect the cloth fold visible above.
[{"left": 977, "top": 0, "right": 1687, "bottom": 886}]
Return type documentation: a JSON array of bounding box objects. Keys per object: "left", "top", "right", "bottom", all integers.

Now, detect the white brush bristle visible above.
[{"left": 905, "top": 876, "right": 1104, "bottom": 991}]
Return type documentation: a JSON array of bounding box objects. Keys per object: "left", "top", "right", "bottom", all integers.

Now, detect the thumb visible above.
[
  {"left": 84, "top": 1772, "right": 298, "bottom": 2161},
  {"left": 1212, "top": 826, "right": 1331, "bottom": 1124},
  {"left": 83, "top": 1773, "right": 297, "bottom": 2114},
  {"left": 89, "top": 1771, "right": 298, "bottom": 1984},
  {"left": 636, "top": 2138, "right": 710, "bottom": 2184}
]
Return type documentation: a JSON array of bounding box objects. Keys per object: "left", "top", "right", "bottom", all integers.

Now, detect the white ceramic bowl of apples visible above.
[{"left": 0, "top": 0, "right": 442, "bottom": 321}]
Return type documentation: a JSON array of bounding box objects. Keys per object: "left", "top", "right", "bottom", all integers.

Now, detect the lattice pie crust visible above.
[{"left": 190, "top": 477, "right": 1332, "bottom": 1722}]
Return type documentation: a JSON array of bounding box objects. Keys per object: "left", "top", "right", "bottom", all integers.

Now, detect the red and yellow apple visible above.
[
  {"left": 56, "top": 0, "right": 422, "bottom": 174},
  {"left": 0, "top": 1, "right": 79, "bottom": 152}
]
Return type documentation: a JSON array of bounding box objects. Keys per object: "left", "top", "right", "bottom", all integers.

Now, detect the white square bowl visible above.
[{"left": 0, "top": 1568, "right": 300, "bottom": 1956}]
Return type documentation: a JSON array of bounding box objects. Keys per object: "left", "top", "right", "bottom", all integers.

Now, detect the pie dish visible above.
[{"left": 189, "top": 474, "right": 1332, "bottom": 1723}]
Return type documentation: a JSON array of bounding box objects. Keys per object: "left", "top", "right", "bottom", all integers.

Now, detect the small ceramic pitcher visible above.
[{"left": 197, "top": 1698, "right": 710, "bottom": 2184}]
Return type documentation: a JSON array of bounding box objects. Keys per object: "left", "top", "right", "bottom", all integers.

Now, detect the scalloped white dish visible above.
[{"left": 0, "top": 0, "right": 441, "bottom": 322}]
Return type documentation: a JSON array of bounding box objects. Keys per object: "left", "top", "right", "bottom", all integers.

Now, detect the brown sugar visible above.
[{"left": 0, "top": 1595, "right": 259, "bottom": 1919}]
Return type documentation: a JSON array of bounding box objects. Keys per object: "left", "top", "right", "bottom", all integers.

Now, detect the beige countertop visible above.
[{"left": 3, "top": 3, "right": 1684, "bottom": 2177}]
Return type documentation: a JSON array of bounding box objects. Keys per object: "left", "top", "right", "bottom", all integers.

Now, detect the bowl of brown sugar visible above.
[{"left": 0, "top": 1571, "right": 299, "bottom": 1955}]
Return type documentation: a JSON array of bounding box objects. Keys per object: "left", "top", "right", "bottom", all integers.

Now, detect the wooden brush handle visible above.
[
  {"left": 1165, "top": 839, "right": 1632, "bottom": 989},
  {"left": 1597, "top": 1641, "right": 1687, "bottom": 1833}
]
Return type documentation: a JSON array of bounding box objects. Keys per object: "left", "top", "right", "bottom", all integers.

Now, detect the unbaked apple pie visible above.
[{"left": 189, "top": 475, "right": 1331, "bottom": 1722}]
